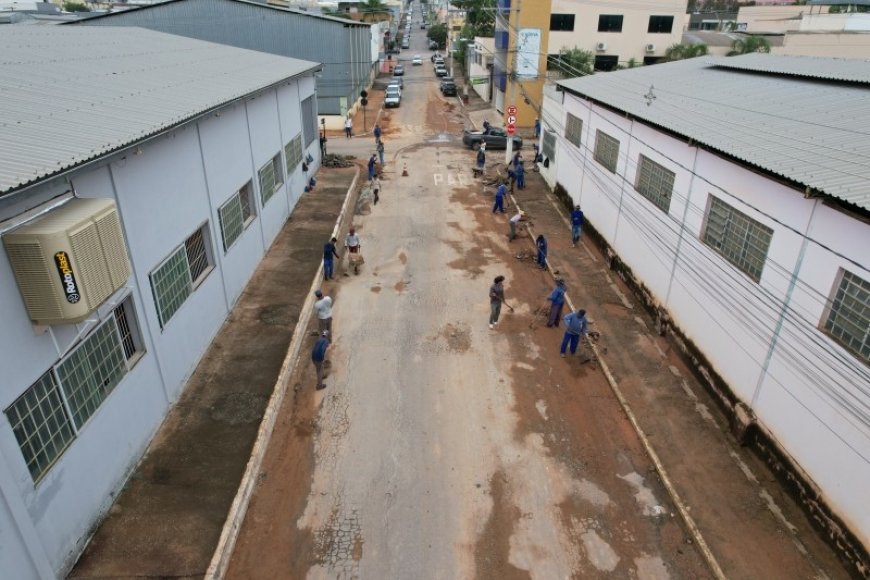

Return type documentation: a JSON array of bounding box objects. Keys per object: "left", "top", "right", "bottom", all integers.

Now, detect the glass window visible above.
[
  {"left": 301, "top": 96, "right": 317, "bottom": 147},
  {"left": 594, "top": 55, "right": 619, "bottom": 71},
  {"left": 564, "top": 113, "right": 583, "bottom": 148},
  {"left": 284, "top": 133, "right": 304, "bottom": 175},
  {"left": 648, "top": 15, "right": 674, "bottom": 33},
  {"left": 823, "top": 270, "right": 869, "bottom": 362},
  {"left": 218, "top": 182, "right": 255, "bottom": 252},
  {"left": 635, "top": 155, "right": 675, "bottom": 213},
  {"left": 57, "top": 318, "right": 126, "bottom": 429},
  {"left": 550, "top": 14, "right": 575, "bottom": 31},
  {"left": 593, "top": 130, "right": 620, "bottom": 173},
  {"left": 4, "top": 372, "right": 75, "bottom": 481},
  {"left": 542, "top": 130, "right": 556, "bottom": 163},
  {"left": 258, "top": 153, "right": 284, "bottom": 206},
  {"left": 150, "top": 225, "right": 213, "bottom": 328},
  {"left": 598, "top": 14, "right": 624, "bottom": 32},
  {"left": 702, "top": 196, "right": 773, "bottom": 283}
]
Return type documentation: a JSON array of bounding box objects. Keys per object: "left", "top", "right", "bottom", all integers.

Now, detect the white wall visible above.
[
  {"left": 0, "top": 76, "right": 316, "bottom": 578},
  {"left": 551, "top": 91, "right": 870, "bottom": 544}
]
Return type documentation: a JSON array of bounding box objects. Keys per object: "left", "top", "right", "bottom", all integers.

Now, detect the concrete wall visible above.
[
  {"left": 548, "top": 0, "right": 686, "bottom": 65},
  {"left": 546, "top": 91, "right": 870, "bottom": 546},
  {"left": 0, "top": 76, "right": 316, "bottom": 578},
  {"left": 774, "top": 30, "right": 870, "bottom": 58},
  {"left": 737, "top": 4, "right": 827, "bottom": 34}
]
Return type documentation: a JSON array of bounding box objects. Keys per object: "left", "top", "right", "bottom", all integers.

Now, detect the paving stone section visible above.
[{"left": 69, "top": 166, "right": 357, "bottom": 579}]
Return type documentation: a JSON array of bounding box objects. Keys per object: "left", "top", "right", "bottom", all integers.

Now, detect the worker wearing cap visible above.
[{"left": 311, "top": 331, "right": 330, "bottom": 390}]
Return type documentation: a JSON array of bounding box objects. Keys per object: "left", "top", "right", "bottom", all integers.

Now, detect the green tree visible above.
[
  {"left": 547, "top": 47, "right": 594, "bottom": 77},
  {"left": 452, "top": 0, "right": 496, "bottom": 36},
  {"left": 728, "top": 35, "right": 770, "bottom": 56},
  {"left": 664, "top": 43, "right": 709, "bottom": 61},
  {"left": 63, "top": 1, "right": 90, "bottom": 11},
  {"left": 427, "top": 23, "right": 448, "bottom": 49}
]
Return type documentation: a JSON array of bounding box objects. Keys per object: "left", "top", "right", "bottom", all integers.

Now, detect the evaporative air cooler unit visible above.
[{"left": 3, "top": 198, "right": 131, "bottom": 325}]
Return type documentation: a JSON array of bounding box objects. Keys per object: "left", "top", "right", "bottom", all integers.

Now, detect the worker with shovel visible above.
[
  {"left": 489, "top": 275, "right": 515, "bottom": 329},
  {"left": 560, "top": 309, "right": 589, "bottom": 359}
]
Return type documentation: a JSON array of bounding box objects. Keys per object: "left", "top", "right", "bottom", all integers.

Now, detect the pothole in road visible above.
[
  {"left": 313, "top": 507, "right": 363, "bottom": 576},
  {"left": 441, "top": 322, "right": 472, "bottom": 353}
]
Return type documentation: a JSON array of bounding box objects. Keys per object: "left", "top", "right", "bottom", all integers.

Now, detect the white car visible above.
[
  {"left": 385, "top": 86, "right": 402, "bottom": 108},
  {"left": 412, "top": 55, "right": 423, "bottom": 65}
]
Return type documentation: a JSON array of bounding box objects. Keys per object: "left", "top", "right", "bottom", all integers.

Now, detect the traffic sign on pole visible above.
[
  {"left": 507, "top": 115, "right": 517, "bottom": 125},
  {"left": 507, "top": 104, "right": 517, "bottom": 116},
  {"left": 506, "top": 123, "right": 516, "bottom": 135}
]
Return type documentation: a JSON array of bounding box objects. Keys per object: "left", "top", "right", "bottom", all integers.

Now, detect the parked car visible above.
[
  {"left": 412, "top": 55, "right": 423, "bottom": 65},
  {"left": 401, "top": 40, "right": 410, "bottom": 49},
  {"left": 393, "top": 64, "right": 405, "bottom": 76},
  {"left": 390, "top": 75, "right": 403, "bottom": 89},
  {"left": 440, "top": 78, "right": 457, "bottom": 96},
  {"left": 387, "top": 82, "right": 402, "bottom": 97},
  {"left": 462, "top": 128, "right": 523, "bottom": 150},
  {"left": 385, "top": 86, "right": 401, "bottom": 108},
  {"left": 428, "top": 40, "right": 438, "bottom": 50},
  {"left": 434, "top": 65, "right": 448, "bottom": 77}
]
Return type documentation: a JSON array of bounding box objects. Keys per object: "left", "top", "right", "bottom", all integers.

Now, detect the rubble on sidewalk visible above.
[{"left": 323, "top": 153, "right": 355, "bottom": 168}]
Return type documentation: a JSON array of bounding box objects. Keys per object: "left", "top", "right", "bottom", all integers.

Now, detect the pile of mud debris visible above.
[{"left": 323, "top": 153, "right": 355, "bottom": 168}]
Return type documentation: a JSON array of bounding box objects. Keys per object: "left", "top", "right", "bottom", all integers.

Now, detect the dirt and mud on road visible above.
[{"left": 225, "top": 33, "right": 853, "bottom": 580}]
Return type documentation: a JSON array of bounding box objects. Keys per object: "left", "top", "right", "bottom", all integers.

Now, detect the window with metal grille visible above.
[
  {"left": 598, "top": 14, "right": 623, "bottom": 32},
  {"left": 648, "top": 15, "right": 674, "bottom": 33},
  {"left": 564, "top": 113, "right": 583, "bottom": 148},
  {"left": 4, "top": 372, "right": 75, "bottom": 481},
  {"left": 702, "top": 196, "right": 772, "bottom": 283},
  {"left": 218, "top": 182, "right": 255, "bottom": 252},
  {"left": 635, "top": 155, "right": 675, "bottom": 213},
  {"left": 151, "top": 224, "right": 213, "bottom": 328},
  {"left": 542, "top": 130, "right": 556, "bottom": 163},
  {"left": 550, "top": 13, "right": 575, "bottom": 31},
  {"left": 258, "top": 153, "right": 284, "bottom": 206},
  {"left": 823, "top": 270, "right": 869, "bottom": 363},
  {"left": 593, "top": 130, "right": 620, "bottom": 173},
  {"left": 284, "top": 133, "right": 304, "bottom": 175},
  {"left": 4, "top": 298, "right": 143, "bottom": 481},
  {"left": 57, "top": 318, "right": 126, "bottom": 429},
  {"left": 301, "top": 96, "right": 317, "bottom": 146}
]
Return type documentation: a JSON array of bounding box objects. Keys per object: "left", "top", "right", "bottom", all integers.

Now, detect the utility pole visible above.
[{"left": 504, "top": 0, "right": 519, "bottom": 165}]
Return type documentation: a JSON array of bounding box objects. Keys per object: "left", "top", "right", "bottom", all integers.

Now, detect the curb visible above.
[
  {"left": 205, "top": 166, "right": 361, "bottom": 580},
  {"left": 513, "top": 199, "right": 727, "bottom": 580}
]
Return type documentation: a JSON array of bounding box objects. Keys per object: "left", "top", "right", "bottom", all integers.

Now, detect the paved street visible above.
[{"left": 224, "top": 16, "right": 851, "bottom": 580}]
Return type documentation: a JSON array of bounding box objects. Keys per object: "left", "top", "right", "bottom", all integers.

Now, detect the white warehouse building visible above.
[
  {"left": 540, "top": 54, "right": 869, "bottom": 555},
  {"left": 0, "top": 27, "right": 320, "bottom": 578}
]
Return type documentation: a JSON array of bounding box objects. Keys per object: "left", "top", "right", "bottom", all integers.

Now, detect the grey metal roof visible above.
[
  {"left": 557, "top": 55, "right": 870, "bottom": 211},
  {"left": 711, "top": 53, "right": 870, "bottom": 84},
  {"left": 0, "top": 27, "right": 318, "bottom": 196},
  {"left": 75, "top": 0, "right": 370, "bottom": 27}
]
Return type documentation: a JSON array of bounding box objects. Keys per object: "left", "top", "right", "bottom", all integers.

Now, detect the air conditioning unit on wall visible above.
[
  {"left": 3, "top": 198, "right": 131, "bottom": 325},
  {"left": 646, "top": 44, "right": 656, "bottom": 53},
  {"left": 596, "top": 42, "right": 607, "bottom": 52}
]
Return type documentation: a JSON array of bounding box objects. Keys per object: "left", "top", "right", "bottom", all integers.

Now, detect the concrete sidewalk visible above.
[
  {"left": 69, "top": 167, "right": 358, "bottom": 579},
  {"left": 506, "top": 170, "right": 849, "bottom": 577}
]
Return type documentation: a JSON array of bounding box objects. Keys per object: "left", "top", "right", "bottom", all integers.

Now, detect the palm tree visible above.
[
  {"left": 728, "top": 35, "right": 771, "bottom": 56},
  {"left": 664, "top": 43, "right": 709, "bottom": 61}
]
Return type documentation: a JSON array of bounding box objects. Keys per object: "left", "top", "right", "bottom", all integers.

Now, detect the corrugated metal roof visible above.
[
  {"left": 75, "top": 0, "right": 371, "bottom": 27},
  {"left": 711, "top": 53, "right": 870, "bottom": 84},
  {"left": 557, "top": 55, "right": 870, "bottom": 211},
  {"left": 0, "top": 27, "right": 319, "bottom": 196}
]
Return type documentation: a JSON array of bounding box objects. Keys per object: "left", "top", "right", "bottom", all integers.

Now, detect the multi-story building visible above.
[
  {"left": 538, "top": 53, "right": 869, "bottom": 557},
  {"left": 0, "top": 26, "right": 320, "bottom": 578},
  {"left": 548, "top": 0, "right": 687, "bottom": 70}
]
